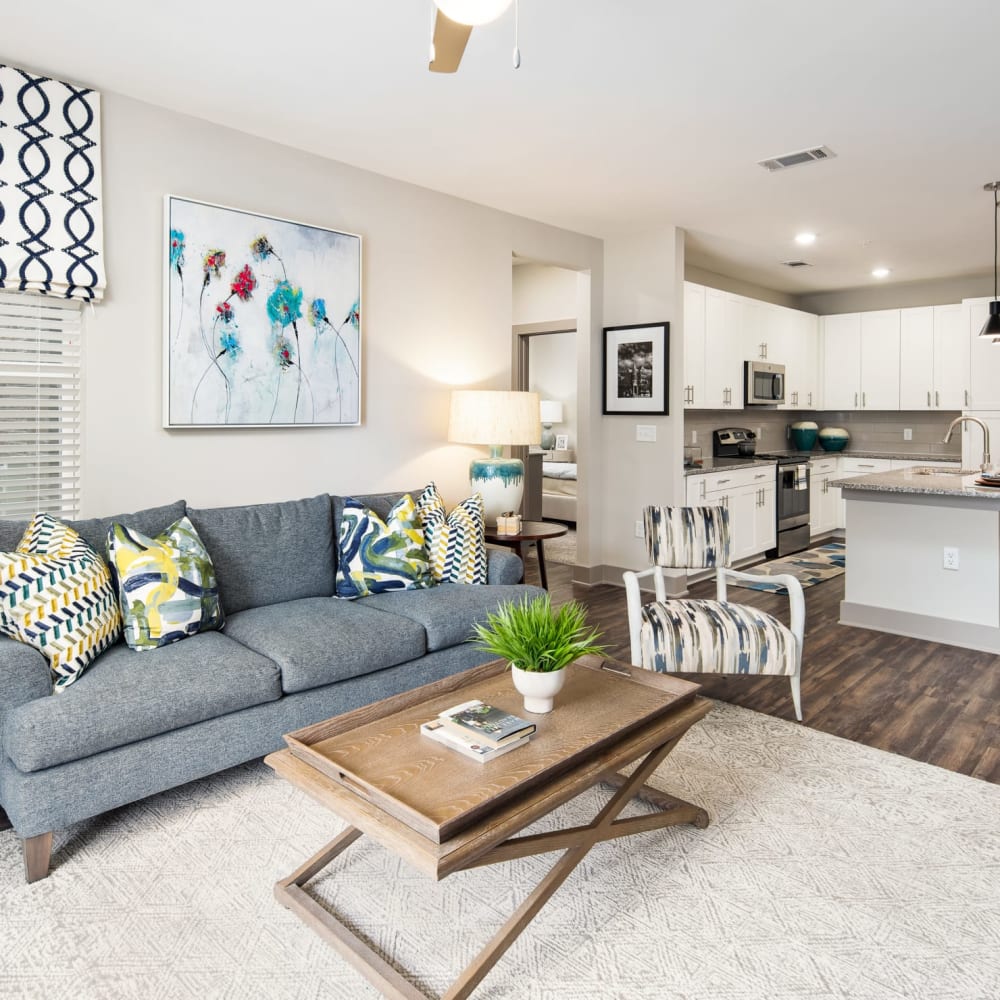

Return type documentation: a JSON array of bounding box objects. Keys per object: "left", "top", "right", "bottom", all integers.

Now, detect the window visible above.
[{"left": 0, "top": 291, "right": 82, "bottom": 519}]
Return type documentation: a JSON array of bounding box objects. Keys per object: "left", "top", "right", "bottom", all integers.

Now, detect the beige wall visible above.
[
  {"left": 512, "top": 263, "right": 578, "bottom": 325},
  {"left": 83, "top": 92, "right": 602, "bottom": 522},
  {"left": 600, "top": 227, "right": 685, "bottom": 578}
]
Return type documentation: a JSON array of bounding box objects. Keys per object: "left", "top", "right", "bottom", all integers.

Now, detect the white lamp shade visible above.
[
  {"left": 435, "top": 0, "right": 513, "bottom": 26},
  {"left": 449, "top": 390, "right": 541, "bottom": 446},
  {"left": 539, "top": 399, "right": 564, "bottom": 424}
]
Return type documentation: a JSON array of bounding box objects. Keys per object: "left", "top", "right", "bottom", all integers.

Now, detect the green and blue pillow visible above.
[
  {"left": 107, "top": 516, "right": 224, "bottom": 651},
  {"left": 336, "top": 494, "right": 432, "bottom": 599}
]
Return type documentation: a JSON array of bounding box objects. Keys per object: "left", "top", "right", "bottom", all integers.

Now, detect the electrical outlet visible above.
[
  {"left": 755, "top": 426, "right": 762, "bottom": 439},
  {"left": 635, "top": 520, "right": 644, "bottom": 539},
  {"left": 904, "top": 428, "right": 913, "bottom": 441},
  {"left": 691, "top": 429, "right": 697, "bottom": 444},
  {"left": 786, "top": 425, "right": 791, "bottom": 439},
  {"left": 636, "top": 425, "right": 656, "bottom": 442},
  {"left": 943, "top": 546, "right": 960, "bottom": 571}
]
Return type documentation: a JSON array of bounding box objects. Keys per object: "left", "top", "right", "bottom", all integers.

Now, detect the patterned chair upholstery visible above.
[{"left": 623, "top": 506, "right": 805, "bottom": 721}]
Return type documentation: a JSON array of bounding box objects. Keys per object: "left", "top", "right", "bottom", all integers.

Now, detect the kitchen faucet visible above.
[{"left": 943, "top": 416, "right": 991, "bottom": 472}]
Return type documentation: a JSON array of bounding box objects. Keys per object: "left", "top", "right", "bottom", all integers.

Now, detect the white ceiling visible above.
[{"left": 6, "top": 0, "right": 1000, "bottom": 294}]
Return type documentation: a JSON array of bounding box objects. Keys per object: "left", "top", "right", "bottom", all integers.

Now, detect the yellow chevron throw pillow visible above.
[
  {"left": 415, "top": 483, "right": 487, "bottom": 585},
  {"left": 0, "top": 513, "right": 122, "bottom": 692}
]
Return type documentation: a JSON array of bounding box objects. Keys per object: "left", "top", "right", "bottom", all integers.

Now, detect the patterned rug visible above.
[
  {"left": 541, "top": 526, "right": 576, "bottom": 565},
  {"left": 729, "top": 540, "right": 845, "bottom": 593},
  {"left": 2, "top": 700, "right": 997, "bottom": 1000}
]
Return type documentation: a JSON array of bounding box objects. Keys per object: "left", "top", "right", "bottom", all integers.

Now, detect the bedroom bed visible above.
[{"left": 542, "top": 458, "right": 577, "bottom": 524}]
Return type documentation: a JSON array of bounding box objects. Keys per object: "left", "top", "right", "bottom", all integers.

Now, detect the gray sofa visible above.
[{"left": 0, "top": 490, "right": 540, "bottom": 882}]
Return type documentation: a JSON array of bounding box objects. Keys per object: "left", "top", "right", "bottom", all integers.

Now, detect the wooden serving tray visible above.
[{"left": 283, "top": 656, "right": 699, "bottom": 844}]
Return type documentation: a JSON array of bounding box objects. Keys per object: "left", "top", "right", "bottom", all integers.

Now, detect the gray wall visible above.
[
  {"left": 796, "top": 274, "right": 994, "bottom": 315},
  {"left": 685, "top": 265, "right": 799, "bottom": 308}
]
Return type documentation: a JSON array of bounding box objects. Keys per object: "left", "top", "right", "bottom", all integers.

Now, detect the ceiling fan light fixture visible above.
[{"left": 435, "top": 0, "right": 513, "bottom": 26}]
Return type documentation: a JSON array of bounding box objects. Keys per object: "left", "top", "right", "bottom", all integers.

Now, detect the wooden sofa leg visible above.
[{"left": 23, "top": 832, "right": 53, "bottom": 883}]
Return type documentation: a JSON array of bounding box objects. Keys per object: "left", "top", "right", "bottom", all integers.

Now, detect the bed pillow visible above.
[
  {"left": 414, "top": 483, "right": 487, "bottom": 585},
  {"left": 336, "top": 494, "right": 432, "bottom": 599},
  {"left": 107, "top": 516, "right": 224, "bottom": 651},
  {"left": 0, "top": 513, "right": 122, "bottom": 691}
]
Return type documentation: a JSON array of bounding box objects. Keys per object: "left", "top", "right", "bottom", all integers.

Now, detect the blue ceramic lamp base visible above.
[{"left": 470, "top": 449, "right": 525, "bottom": 525}]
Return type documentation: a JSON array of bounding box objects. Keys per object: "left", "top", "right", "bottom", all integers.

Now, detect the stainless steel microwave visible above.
[{"left": 745, "top": 360, "right": 785, "bottom": 405}]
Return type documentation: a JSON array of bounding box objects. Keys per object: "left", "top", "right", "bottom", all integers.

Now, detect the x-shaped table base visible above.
[{"left": 274, "top": 733, "right": 709, "bottom": 1000}]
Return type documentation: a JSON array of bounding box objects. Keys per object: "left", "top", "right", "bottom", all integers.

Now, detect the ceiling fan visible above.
[{"left": 429, "top": 0, "right": 519, "bottom": 73}]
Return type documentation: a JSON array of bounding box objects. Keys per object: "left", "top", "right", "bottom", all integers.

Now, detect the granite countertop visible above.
[
  {"left": 683, "top": 450, "right": 961, "bottom": 477},
  {"left": 832, "top": 467, "right": 1000, "bottom": 500}
]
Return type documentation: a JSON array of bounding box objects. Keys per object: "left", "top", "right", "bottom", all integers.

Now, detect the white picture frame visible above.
[
  {"left": 163, "top": 195, "right": 362, "bottom": 428},
  {"left": 554, "top": 433, "right": 569, "bottom": 450}
]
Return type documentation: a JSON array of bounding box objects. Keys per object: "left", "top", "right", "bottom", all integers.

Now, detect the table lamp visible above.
[
  {"left": 448, "top": 390, "right": 541, "bottom": 524},
  {"left": 539, "top": 399, "right": 564, "bottom": 450}
]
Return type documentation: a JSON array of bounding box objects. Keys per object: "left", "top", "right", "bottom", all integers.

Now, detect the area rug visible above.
[
  {"left": 729, "top": 540, "right": 845, "bottom": 593},
  {"left": 542, "top": 526, "right": 576, "bottom": 565},
  {"left": 2, "top": 701, "right": 997, "bottom": 1000}
]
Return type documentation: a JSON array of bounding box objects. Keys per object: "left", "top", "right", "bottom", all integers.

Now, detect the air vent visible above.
[
  {"left": 780, "top": 260, "right": 812, "bottom": 268},
  {"left": 758, "top": 145, "right": 836, "bottom": 172}
]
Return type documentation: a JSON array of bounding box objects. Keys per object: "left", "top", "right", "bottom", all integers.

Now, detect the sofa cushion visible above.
[
  {"left": 415, "top": 483, "right": 488, "bottom": 585},
  {"left": 335, "top": 494, "right": 432, "bottom": 599},
  {"left": 223, "top": 596, "right": 426, "bottom": 694},
  {"left": 0, "top": 500, "right": 187, "bottom": 561},
  {"left": 362, "top": 583, "right": 545, "bottom": 653},
  {"left": 3, "top": 630, "right": 281, "bottom": 773},
  {"left": 108, "top": 516, "right": 224, "bottom": 651},
  {"left": 0, "top": 514, "right": 122, "bottom": 692},
  {"left": 186, "top": 494, "right": 334, "bottom": 614}
]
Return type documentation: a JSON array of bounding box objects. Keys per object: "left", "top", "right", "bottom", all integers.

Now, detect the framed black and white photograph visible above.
[{"left": 602, "top": 322, "right": 669, "bottom": 415}]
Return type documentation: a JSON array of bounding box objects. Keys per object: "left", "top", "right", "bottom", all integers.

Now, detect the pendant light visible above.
[{"left": 981, "top": 181, "right": 1000, "bottom": 340}]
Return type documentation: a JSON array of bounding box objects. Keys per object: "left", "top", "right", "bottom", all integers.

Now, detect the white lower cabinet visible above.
[
  {"left": 685, "top": 465, "right": 776, "bottom": 560},
  {"left": 809, "top": 457, "right": 841, "bottom": 536}
]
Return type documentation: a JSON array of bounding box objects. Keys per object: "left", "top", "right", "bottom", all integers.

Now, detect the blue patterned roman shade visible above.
[{"left": 0, "top": 64, "right": 106, "bottom": 302}]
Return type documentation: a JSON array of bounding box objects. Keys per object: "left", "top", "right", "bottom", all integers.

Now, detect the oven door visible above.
[{"left": 777, "top": 463, "right": 810, "bottom": 528}]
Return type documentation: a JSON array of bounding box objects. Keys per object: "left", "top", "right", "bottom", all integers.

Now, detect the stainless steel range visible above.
[{"left": 712, "top": 428, "right": 811, "bottom": 557}]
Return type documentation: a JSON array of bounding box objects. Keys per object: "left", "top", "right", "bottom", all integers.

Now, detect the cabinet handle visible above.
[
  {"left": 927, "top": 390, "right": 931, "bottom": 407},
  {"left": 936, "top": 390, "right": 940, "bottom": 407},
  {"left": 723, "top": 495, "right": 729, "bottom": 509},
  {"left": 965, "top": 389, "right": 969, "bottom": 407},
  {"left": 700, "top": 481, "right": 706, "bottom": 500},
  {"left": 763, "top": 343, "right": 768, "bottom": 359},
  {"left": 859, "top": 463, "right": 875, "bottom": 468},
  {"left": 854, "top": 392, "right": 858, "bottom": 407},
  {"left": 717, "top": 478, "right": 731, "bottom": 485},
  {"left": 755, "top": 473, "right": 767, "bottom": 479},
  {"left": 808, "top": 392, "right": 813, "bottom": 406},
  {"left": 862, "top": 392, "right": 867, "bottom": 407}
]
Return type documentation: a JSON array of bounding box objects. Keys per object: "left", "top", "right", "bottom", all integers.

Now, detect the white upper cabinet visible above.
[
  {"left": 967, "top": 298, "right": 1000, "bottom": 409},
  {"left": 682, "top": 282, "right": 706, "bottom": 409},
  {"left": 782, "top": 308, "right": 818, "bottom": 409},
  {"left": 900, "top": 304, "right": 968, "bottom": 410},
  {"left": 820, "top": 310, "right": 900, "bottom": 410},
  {"left": 683, "top": 285, "right": 742, "bottom": 409},
  {"left": 820, "top": 313, "right": 862, "bottom": 408}
]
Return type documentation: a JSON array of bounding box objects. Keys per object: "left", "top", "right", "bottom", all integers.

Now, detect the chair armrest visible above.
[
  {"left": 0, "top": 635, "right": 51, "bottom": 717},
  {"left": 622, "top": 566, "right": 668, "bottom": 666},
  {"left": 717, "top": 568, "right": 805, "bottom": 647}
]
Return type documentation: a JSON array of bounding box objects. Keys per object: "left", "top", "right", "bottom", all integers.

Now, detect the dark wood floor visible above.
[{"left": 535, "top": 556, "right": 1000, "bottom": 785}]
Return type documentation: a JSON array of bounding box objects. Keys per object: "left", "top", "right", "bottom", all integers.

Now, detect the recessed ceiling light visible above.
[
  {"left": 795, "top": 232, "right": 817, "bottom": 246},
  {"left": 871, "top": 267, "right": 891, "bottom": 279}
]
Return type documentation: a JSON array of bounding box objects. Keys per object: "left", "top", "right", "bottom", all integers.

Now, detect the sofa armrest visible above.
[
  {"left": 0, "top": 636, "right": 51, "bottom": 714},
  {"left": 487, "top": 547, "right": 523, "bottom": 586}
]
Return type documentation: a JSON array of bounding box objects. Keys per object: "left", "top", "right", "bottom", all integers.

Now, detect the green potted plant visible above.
[{"left": 471, "top": 593, "right": 606, "bottom": 713}]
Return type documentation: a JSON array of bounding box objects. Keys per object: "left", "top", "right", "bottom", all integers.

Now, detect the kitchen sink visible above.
[{"left": 910, "top": 467, "right": 977, "bottom": 476}]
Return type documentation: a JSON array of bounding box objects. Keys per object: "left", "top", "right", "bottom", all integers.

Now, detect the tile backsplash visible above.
[{"left": 685, "top": 409, "right": 963, "bottom": 458}]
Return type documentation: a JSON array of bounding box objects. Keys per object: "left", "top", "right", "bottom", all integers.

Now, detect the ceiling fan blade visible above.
[{"left": 429, "top": 10, "right": 473, "bottom": 73}]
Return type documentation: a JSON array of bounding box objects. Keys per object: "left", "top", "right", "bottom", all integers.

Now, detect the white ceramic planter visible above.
[{"left": 510, "top": 665, "right": 566, "bottom": 714}]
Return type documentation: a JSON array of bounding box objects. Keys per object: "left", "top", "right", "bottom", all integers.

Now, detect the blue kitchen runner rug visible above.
[{"left": 729, "top": 541, "right": 845, "bottom": 594}]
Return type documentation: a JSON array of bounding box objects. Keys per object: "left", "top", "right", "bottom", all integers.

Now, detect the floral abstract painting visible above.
[{"left": 163, "top": 196, "right": 361, "bottom": 427}]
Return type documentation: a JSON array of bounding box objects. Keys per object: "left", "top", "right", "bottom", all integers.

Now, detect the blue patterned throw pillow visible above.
[
  {"left": 0, "top": 513, "right": 122, "bottom": 691},
  {"left": 336, "top": 494, "right": 432, "bottom": 599},
  {"left": 107, "top": 516, "right": 224, "bottom": 651},
  {"left": 414, "top": 483, "right": 488, "bottom": 585}
]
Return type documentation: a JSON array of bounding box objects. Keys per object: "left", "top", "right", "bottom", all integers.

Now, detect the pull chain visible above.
[{"left": 513, "top": 0, "right": 521, "bottom": 68}]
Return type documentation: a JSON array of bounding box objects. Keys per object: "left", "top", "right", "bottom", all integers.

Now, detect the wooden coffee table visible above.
[{"left": 265, "top": 655, "right": 711, "bottom": 1000}]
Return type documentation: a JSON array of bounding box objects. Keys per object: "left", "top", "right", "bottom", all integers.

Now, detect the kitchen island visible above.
[{"left": 834, "top": 466, "right": 1000, "bottom": 652}]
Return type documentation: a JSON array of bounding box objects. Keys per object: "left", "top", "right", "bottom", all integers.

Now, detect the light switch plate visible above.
[
  {"left": 904, "top": 428, "right": 913, "bottom": 441},
  {"left": 636, "top": 425, "right": 656, "bottom": 442}
]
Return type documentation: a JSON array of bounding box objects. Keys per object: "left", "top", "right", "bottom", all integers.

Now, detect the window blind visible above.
[{"left": 0, "top": 291, "right": 82, "bottom": 520}]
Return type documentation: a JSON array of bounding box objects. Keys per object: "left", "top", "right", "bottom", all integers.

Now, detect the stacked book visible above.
[{"left": 421, "top": 699, "right": 536, "bottom": 762}]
